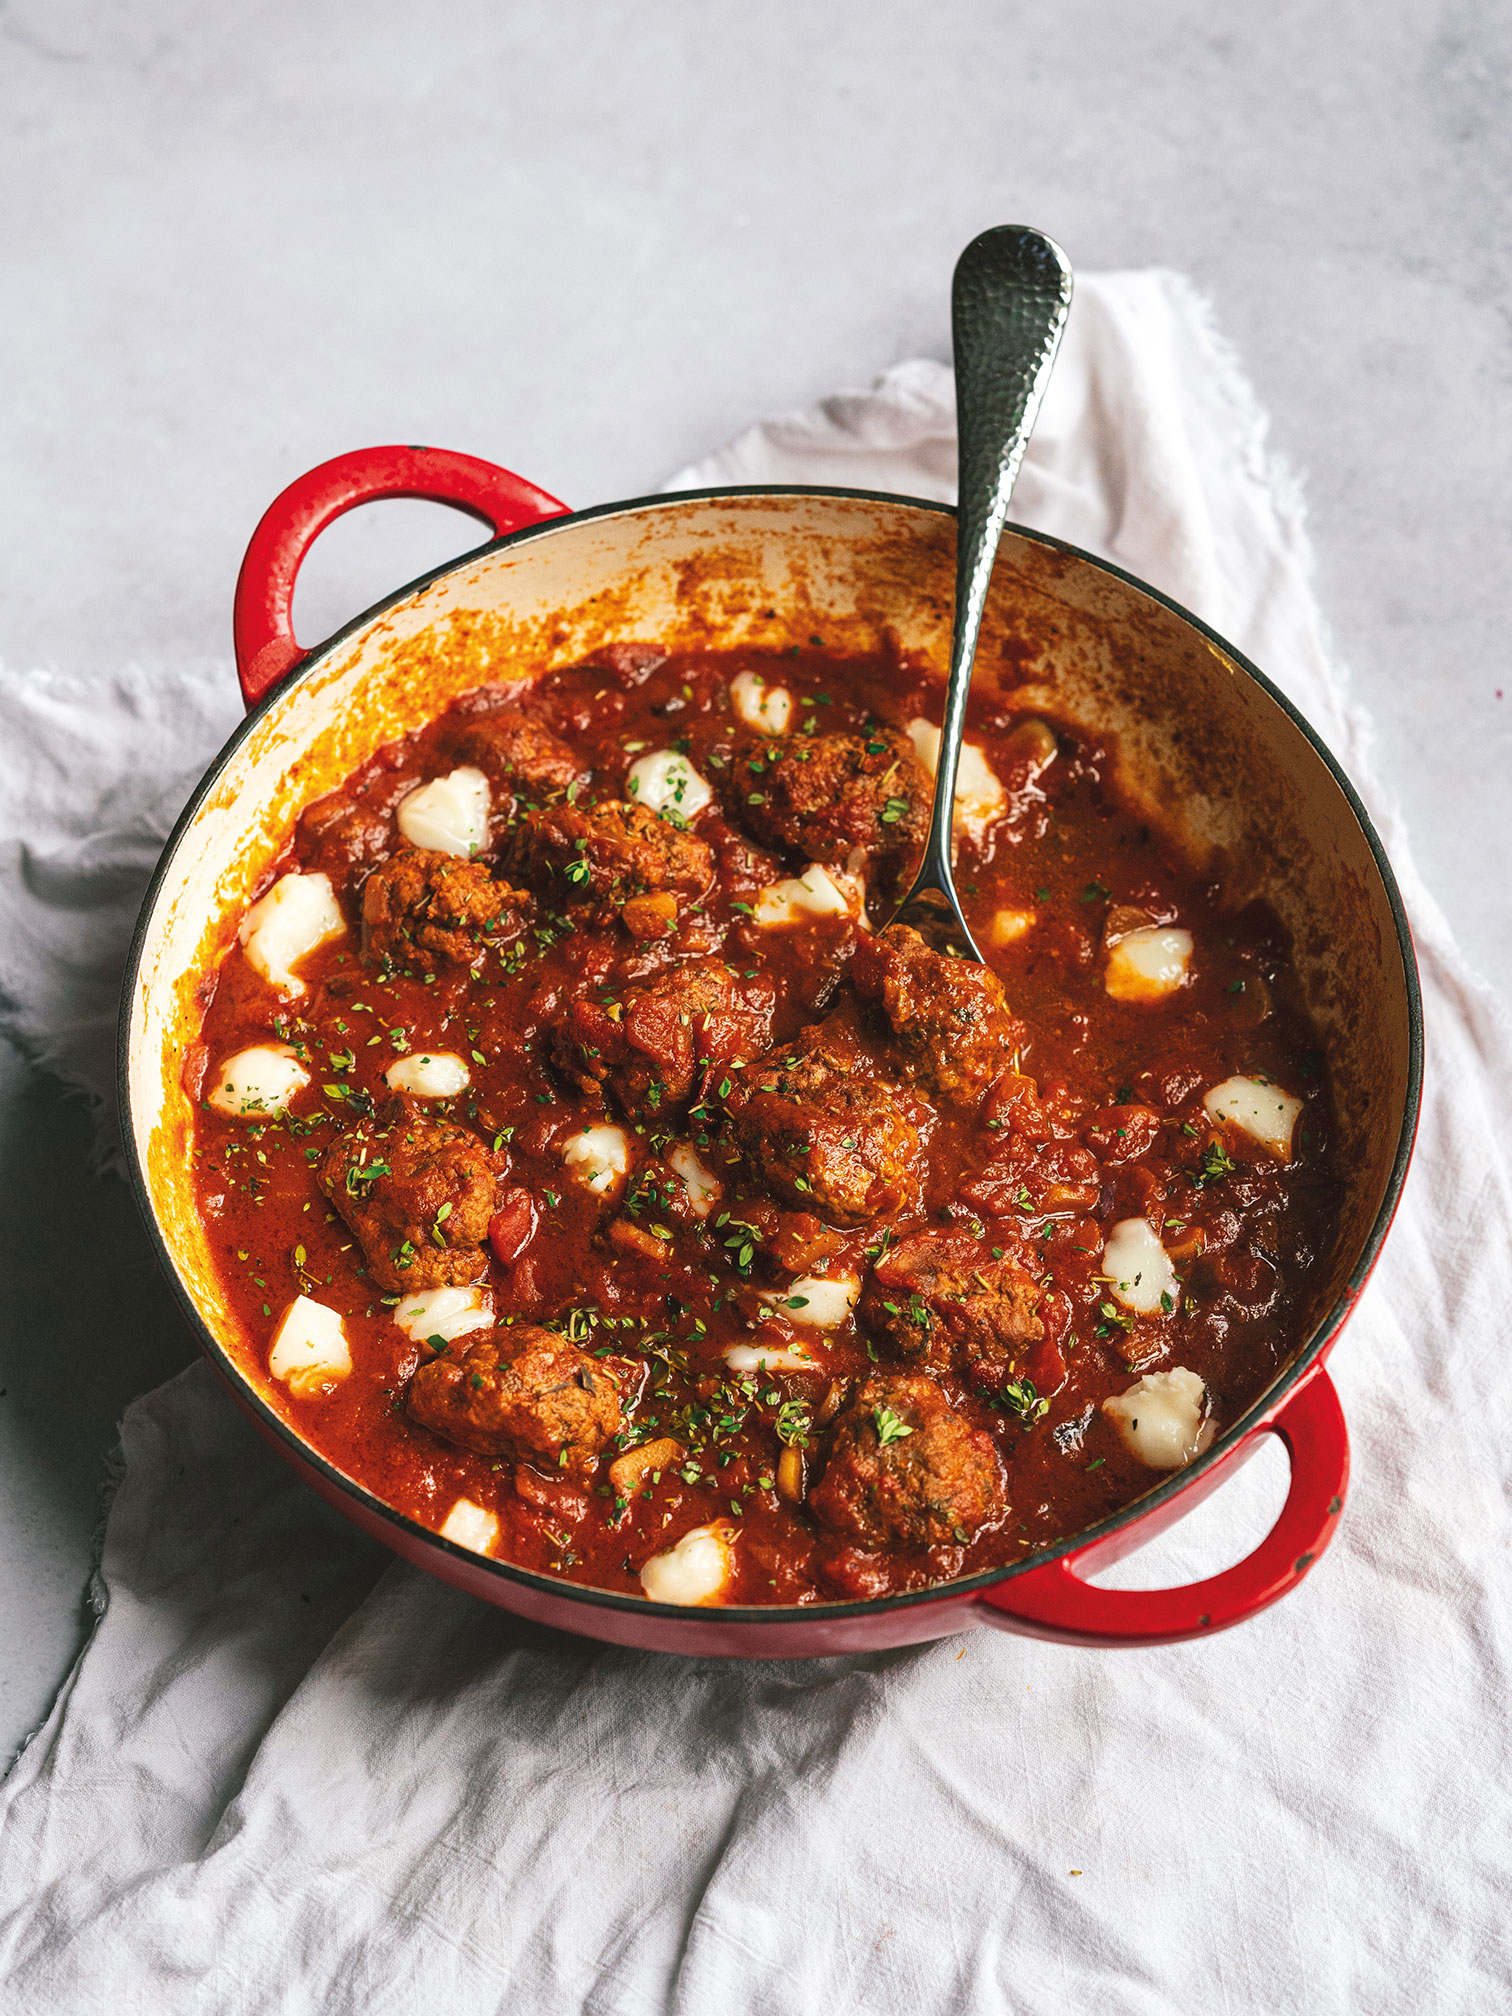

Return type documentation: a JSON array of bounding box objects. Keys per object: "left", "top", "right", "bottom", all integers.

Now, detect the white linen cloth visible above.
[{"left": 2, "top": 271, "right": 1509, "bottom": 2014}]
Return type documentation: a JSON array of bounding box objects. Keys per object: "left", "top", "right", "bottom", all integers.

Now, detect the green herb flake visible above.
[
  {"left": 1002, "top": 1377, "right": 1049, "bottom": 1424},
  {"left": 873, "top": 1404, "right": 914, "bottom": 1447},
  {"left": 775, "top": 1400, "right": 811, "bottom": 1447}
]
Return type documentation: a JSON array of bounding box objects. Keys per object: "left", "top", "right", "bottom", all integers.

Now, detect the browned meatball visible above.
[
  {"left": 297, "top": 773, "right": 410, "bottom": 891},
  {"left": 729, "top": 727, "right": 929, "bottom": 867},
  {"left": 317, "top": 1114, "right": 500, "bottom": 1291},
  {"left": 808, "top": 1373, "right": 1006, "bottom": 1548},
  {"left": 858, "top": 1229, "right": 1044, "bottom": 1386},
  {"left": 852, "top": 924, "right": 1020, "bottom": 1103},
  {"left": 514, "top": 798, "right": 713, "bottom": 927},
  {"left": 549, "top": 958, "right": 773, "bottom": 1120},
  {"left": 445, "top": 710, "right": 583, "bottom": 800},
  {"left": 408, "top": 1328, "right": 626, "bottom": 1476},
  {"left": 725, "top": 1024, "right": 924, "bottom": 1226},
  {"left": 362, "top": 849, "right": 531, "bottom": 973}
]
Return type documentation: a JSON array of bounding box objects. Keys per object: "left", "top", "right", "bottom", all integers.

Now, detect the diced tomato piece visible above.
[
  {"left": 981, "top": 1070, "right": 1053, "bottom": 1139},
  {"left": 1027, "top": 1290, "right": 1071, "bottom": 1397},
  {"left": 1027, "top": 1335, "right": 1068, "bottom": 1398},
  {"left": 1082, "top": 1104, "right": 1162, "bottom": 1163},
  {"left": 489, "top": 1186, "right": 538, "bottom": 1268},
  {"left": 181, "top": 1040, "right": 210, "bottom": 1102}
]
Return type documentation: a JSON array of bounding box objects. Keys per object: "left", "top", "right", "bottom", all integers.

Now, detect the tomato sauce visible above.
[{"left": 188, "top": 641, "right": 1340, "bottom": 1606}]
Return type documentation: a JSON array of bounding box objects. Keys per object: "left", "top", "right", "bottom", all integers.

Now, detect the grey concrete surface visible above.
[{"left": 1, "top": 0, "right": 1508, "bottom": 1759}]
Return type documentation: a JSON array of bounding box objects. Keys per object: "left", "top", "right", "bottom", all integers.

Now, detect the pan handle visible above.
[
  {"left": 976, "top": 1361, "right": 1349, "bottom": 1647},
  {"left": 232, "top": 445, "right": 569, "bottom": 709}
]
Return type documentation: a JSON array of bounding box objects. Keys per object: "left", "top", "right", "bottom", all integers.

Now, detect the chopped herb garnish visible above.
[
  {"left": 873, "top": 1404, "right": 914, "bottom": 1447},
  {"left": 1002, "top": 1377, "right": 1048, "bottom": 1424},
  {"left": 775, "top": 1400, "right": 812, "bottom": 1447}
]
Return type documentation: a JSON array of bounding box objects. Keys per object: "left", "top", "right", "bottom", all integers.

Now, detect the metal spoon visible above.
[{"left": 888, "top": 225, "right": 1073, "bottom": 958}]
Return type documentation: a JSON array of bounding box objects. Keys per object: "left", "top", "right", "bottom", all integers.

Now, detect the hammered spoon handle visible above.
[{"left": 889, "top": 225, "right": 1073, "bottom": 957}]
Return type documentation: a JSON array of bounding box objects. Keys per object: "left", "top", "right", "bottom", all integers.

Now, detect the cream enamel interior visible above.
[{"left": 125, "top": 490, "right": 1414, "bottom": 1484}]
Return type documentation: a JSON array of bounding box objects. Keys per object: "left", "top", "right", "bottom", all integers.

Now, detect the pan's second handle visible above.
[
  {"left": 976, "top": 1362, "right": 1349, "bottom": 1647},
  {"left": 233, "top": 445, "right": 569, "bottom": 709}
]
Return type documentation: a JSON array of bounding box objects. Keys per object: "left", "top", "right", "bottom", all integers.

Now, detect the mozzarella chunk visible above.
[
  {"left": 239, "top": 871, "right": 344, "bottom": 997},
  {"left": 393, "top": 1285, "right": 492, "bottom": 1346},
  {"left": 1102, "top": 1218, "right": 1180, "bottom": 1316},
  {"left": 669, "top": 1142, "right": 720, "bottom": 1217},
  {"left": 207, "top": 1043, "right": 309, "bottom": 1118},
  {"left": 626, "top": 748, "right": 712, "bottom": 821},
  {"left": 754, "top": 861, "right": 861, "bottom": 928},
  {"left": 731, "top": 670, "right": 792, "bottom": 735},
  {"left": 764, "top": 1273, "right": 860, "bottom": 1329},
  {"left": 268, "top": 1295, "right": 351, "bottom": 1398},
  {"left": 723, "top": 1337, "right": 821, "bottom": 1374},
  {"left": 639, "top": 1523, "right": 735, "bottom": 1605},
  {"left": 562, "top": 1123, "right": 630, "bottom": 1195},
  {"left": 906, "top": 718, "right": 1006, "bottom": 839},
  {"left": 396, "top": 765, "right": 491, "bottom": 857},
  {"left": 385, "top": 1050, "right": 470, "bottom": 1098},
  {"left": 439, "top": 1497, "right": 499, "bottom": 1554},
  {"left": 1204, "top": 1075, "right": 1304, "bottom": 1159},
  {"left": 1103, "top": 1367, "right": 1215, "bottom": 1470},
  {"left": 1105, "top": 926, "right": 1194, "bottom": 1003},
  {"left": 989, "top": 908, "right": 1037, "bottom": 947}
]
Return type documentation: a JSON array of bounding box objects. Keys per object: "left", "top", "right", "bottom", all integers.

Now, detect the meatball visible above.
[
  {"left": 852, "top": 924, "right": 1020, "bottom": 1103},
  {"left": 297, "top": 774, "right": 409, "bottom": 890},
  {"left": 725, "top": 1024, "right": 924, "bottom": 1226},
  {"left": 362, "top": 848, "right": 531, "bottom": 973},
  {"left": 445, "top": 710, "right": 582, "bottom": 800},
  {"left": 408, "top": 1328, "right": 625, "bottom": 1477},
  {"left": 808, "top": 1373, "right": 1006, "bottom": 1548},
  {"left": 549, "top": 958, "right": 773, "bottom": 1121},
  {"left": 729, "top": 727, "right": 929, "bottom": 867},
  {"left": 514, "top": 798, "right": 713, "bottom": 929},
  {"left": 858, "top": 1229, "right": 1044, "bottom": 1386},
  {"left": 318, "top": 1114, "right": 500, "bottom": 1291}
]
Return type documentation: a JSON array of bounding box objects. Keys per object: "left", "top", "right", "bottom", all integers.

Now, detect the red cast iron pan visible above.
[{"left": 119, "top": 443, "right": 1422, "bottom": 1656}]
